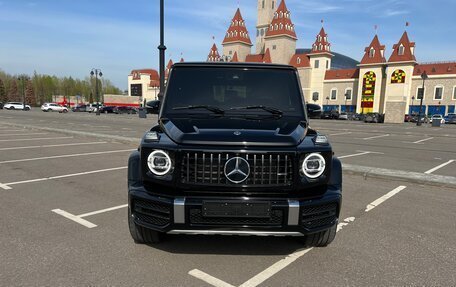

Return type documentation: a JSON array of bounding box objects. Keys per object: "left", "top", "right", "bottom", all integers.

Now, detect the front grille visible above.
[
  {"left": 189, "top": 208, "right": 284, "bottom": 226},
  {"left": 301, "top": 202, "right": 337, "bottom": 229},
  {"left": 133, "top": 199, "right": 171, "bottom": 227},
  {"left": 181, "top": 152, "right": 293, "bottom": 186}
]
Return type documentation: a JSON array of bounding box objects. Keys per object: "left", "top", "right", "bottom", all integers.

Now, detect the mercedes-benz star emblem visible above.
[
  {"left": 234, "top": 131, "right": 241, "bottom": 136},
  {"left": 224, "top": 157, "right": 250, "bottom": 184}
]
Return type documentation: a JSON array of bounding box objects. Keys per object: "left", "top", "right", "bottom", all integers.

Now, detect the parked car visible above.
[
  {"left": 41, "top": 103, "right": 68, "bottom": 113},
  {"left": 306, "top": 103, "right": 322, "bottom": 119},
  {"left": 87, "top": 104, "right": 103, "bottom": 113},
  {"left": 364, "top": 113, "right": 384, "bottom": 123},
  {"left": 146, "top": 100, "right": 161, "bottom": 114},
  {"left": 114, "top": 106, "right": 137, "bottom": 114},
  {"left": 100, "top": 106, "right": 115, "bottom": 113},
  {"left": 444, "top": 113, "right": 456, "bottom": 123},
  {"left": 3, "top": 102, "right": 31, "bottom": 110},
  {"left": 353, "top": 113, "right": 364, "bottom": 121},
  {"left": 321, "top": 110, "right": 339, "bottom": 119},
  {"left": 429, "top": 114, "right": 445, "bottom": 124},
  {"left": 404, "top": 114, "right": 412, "bottom": 122},
  {"left": 447, "top": 115, "right": 456, "bottom": 124},
  {"left": 338, "top": 112, "right": 348, "bottom": 120},
  {"left": 72, "top": 104, "right": 87, "bottom": 112}
]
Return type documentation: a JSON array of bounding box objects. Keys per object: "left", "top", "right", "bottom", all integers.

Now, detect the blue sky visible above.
[{"left": 0, "top": 0, "right": 455, "bottom": 90}]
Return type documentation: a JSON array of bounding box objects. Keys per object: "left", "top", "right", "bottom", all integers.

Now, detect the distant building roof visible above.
[
  {"left": 310, "top": 27, "right": 331, "bottom": 55},
  {"left": 222, "top": 8, "right": 253, "bottom": 46},
  {"left": 325, "top": 69, "right": 359, "bottom": 80},
  {"left": 245, "top": 48, "right": 272, "bottom": 63},
  {"left": 295, "top": 48, "right": 359, "bottom": 69},
  {"left": 360, "top": 35, "right": 386, "bottom": 65},
  {"left": 207, "top": 43, "right": 220, "bottom": 62},
  {"left": 265, "top": 0, "right": 297, "bottom": 40},
  {"left": 289, "top": 54, "right": 311, "bottom": 68},
  {"left": 414, "top": 62, "right": 456, "bottom": 76},
  {"left": 388, "top": 31, "right": 416, "bottom": 63}
]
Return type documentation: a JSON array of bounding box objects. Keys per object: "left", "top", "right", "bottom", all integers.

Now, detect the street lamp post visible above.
[
  {"left": 411, "top": 96, "right": 415, "bottom": 114},
  {"left": 90, "top": 69, "right": 103, "bottom": 116},
  {"left": 417, "top": 71, "right": 428, "bottom": 126},
  {"left": 18, "top": 75, "right": 28, "bottom": 111},
  {"left": 157, "top": 0, "right": 166, "bottom": 102}
]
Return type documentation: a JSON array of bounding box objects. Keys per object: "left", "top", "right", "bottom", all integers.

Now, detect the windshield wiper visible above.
[
  {"left": 173, "top": 105, "right": 225, "bottom": 114},
  {"left": 230, "top": 105, "right": 283, "bottom": 116}
]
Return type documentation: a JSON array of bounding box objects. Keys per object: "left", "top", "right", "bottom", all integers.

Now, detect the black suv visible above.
[{"left": 128, "top": 63, "right": 342, "bottom": 246}]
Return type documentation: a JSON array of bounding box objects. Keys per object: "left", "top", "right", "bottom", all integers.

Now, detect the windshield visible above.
[{"left": 162, "top": 66, "right": 305, "bottom": 117}]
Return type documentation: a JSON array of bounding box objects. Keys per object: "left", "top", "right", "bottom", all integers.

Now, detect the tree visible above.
[
  {"left": 8, "top": 80, "right": 20, "bottom": 102},
  {"left": 25, "top": 80, "right": 36, "bottom": 106},
  {"left": 0, "top": 78, "right": 7, "bottom": 103}
]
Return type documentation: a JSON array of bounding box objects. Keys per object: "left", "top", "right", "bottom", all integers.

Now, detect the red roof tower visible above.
[
  {"left": 231, "top": 52, "right": 239, "bottom": 63},
  {"left": 388, "top": 31, "right": 416, "bottom": 63},
  {"left": 222, "top": 8, "right": 253, "bottom": 46},
  {"left": 207, "top": 43, "right": 220, "bottom": 62},
  {"left": 310, "top": 27, "right": 331, "bottom": 55},
  {"left": 265, "top": 0, "right": 297, "bottom": 39},
  {"left": 360, "top": 35, "right": 386, "bottom": 65}
]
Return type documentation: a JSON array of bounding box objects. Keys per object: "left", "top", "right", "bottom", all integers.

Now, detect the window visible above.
[
  {"left": 398, "top": 45, "right": 405, "bottom": 56},
  {"left": 262, "top": 0, "right": 265, "bottom": 9},
  {"left": 297, "top": 57, "right": 301, "bottom": 64},
  {"left": 272, "top": 1, "right": 275, "bottom": 9},
  {"left": 312, "top": 92, "right": 319, "bottom": 102},
  {"left": 256, "top": 29, "right": 259, "bottom": 37},
  {"left": 391, "top": 69, "right": 406, "bottom": 84},
  {"left": 314, "top": 60, "right": 320, "bottom": 68},
  {"left": 326, "top": 60, "right": 329, "bottom": 69},
  {"left": 369, "top": 48, "right": 375, "bottom": 58},
  {"left": 229, "top": 51, "right": 232, "bottom": 55},
  {"left": 417, "top": 87, "right": 425, "bottom": 100},
  {"left": 345, "top": 88, "right": 352, "bottom": 100},
  {"left": 453, "top": 86, "right": 456, "bottom": 100},
  {"left": 330, "top": 89, "right": 337, "bottom": 100},
  {"left": 434, "top": 86, "right": 444, "bottom": 100},
  {"left": 272, "top": 45, "right": 277, "bottom": 50}
]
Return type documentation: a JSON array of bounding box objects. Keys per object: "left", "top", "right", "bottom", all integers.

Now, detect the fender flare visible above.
[{"left": 328, "top": 157, "right": 342, "bottom": 190}]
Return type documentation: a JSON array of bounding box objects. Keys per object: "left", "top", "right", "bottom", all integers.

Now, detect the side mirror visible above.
[{"left": 146, "top": 100, "right": 160, "bottom": 114}]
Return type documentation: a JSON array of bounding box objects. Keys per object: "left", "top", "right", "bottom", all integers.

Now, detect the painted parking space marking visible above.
[
  {"left": 0, "top": 141, "right": 108, "bottom": 151},
  {"left": 0, "top": 166, "right": 127, "bottom": 190},
  {"left": 365, "top": 186, "right": 406, "bottom": 212},
  {"left": 413, "top": 137, "right": 434, "bottom": 144},
  {"left": 190, "top": 186, "right": 407, "bottom": 287},
  {"left": 0, "top": 136, "right": 73, "bottom": 142},
  {"left": 424, "top": 160, "right": 455, "bottom": 174},
  {"left": 338, "top": 150, "right": 384, "bottom": 159},
  {"left": 0, "top": 182, "right": 12, "bottom": 190},
  {"left": 0, "top": 132, "right": 48, "bottom": 137},
  {"left": 0, "top": 129, "right": 27, "bottom": 133},
  {"left": 328, "top": 132, "right": 352, "bottom": 136},
  {"left": 52, "top": 204, "right": 128, "bottom": 229},
  {"left": 361, "top": 134, "right": 390, "bottom": 140},
  {"left": 0, "top": 149, "right": 134, "bottom": 164}
]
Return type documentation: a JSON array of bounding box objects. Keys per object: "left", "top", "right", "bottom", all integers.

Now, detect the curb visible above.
[{"left": 3, "top": 121, "right": 456, "bottom": 188}]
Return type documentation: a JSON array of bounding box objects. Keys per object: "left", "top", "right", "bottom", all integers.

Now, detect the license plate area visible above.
[{"left": 202, "top": 201, "right": 271, "bottom": 218}]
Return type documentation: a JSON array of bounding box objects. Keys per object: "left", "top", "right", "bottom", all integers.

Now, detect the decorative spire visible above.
[
  {"left": 388, "top": 31, "right": 416, "bottom": 63},
  {"left": 222, "top": 8, "right": 252, "bottom": 46},
  {"left": 165, "top": 59, "right": 174, "bottom": 79},
  {"left": 265, "top": 0, "right": 297, "bottom": 39},
  {"left": 310, "top": 27, "right": 331, "bottom": 54},
  {"left": 231, "top": 51, "right": 239, "bottom": 62},
  {"left": 360, "top": 35, "right": 386, "bottom": 65},
  {"left": 207, "top": 43, "right": 220, "bottom": 62}
]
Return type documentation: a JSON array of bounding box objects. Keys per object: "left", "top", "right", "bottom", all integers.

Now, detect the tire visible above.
[
  {"left": 24, "top": 107, "right": 30, "bottom": 111},
  {"left": 10, "top": 106, "right": 15, "bottom": 110},
  {"left": 300, "top": 224, "right": 337, "bottom": 247},
  {"left": 128, "top": 207, "right": 165, "bottom": 244},
  {"left": 47, "top": 108, "right": 52, "bottom": 112},
  {"left": 63, "top": 109, "right": 68, "bottom": 113}
]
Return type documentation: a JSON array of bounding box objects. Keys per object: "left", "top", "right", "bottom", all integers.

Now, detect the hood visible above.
[{"left": 160, "top": 116, "right": 307, "bottom": 147}]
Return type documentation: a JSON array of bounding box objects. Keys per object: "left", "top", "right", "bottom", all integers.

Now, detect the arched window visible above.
[
  {"left": 391, "top": 69, "right": 406, "bottom": 84},
  {"left": 369, "top": 48, "right": 375, "bottom": 58},
  {"left": 312, "top": 92, "right": 319, "bottom": 102},
  {"left": 398, "top": 45, "right": 405, "bottom": 56},
  {"left": 297, "top": 57, "right": 301, "bottom": 64}
]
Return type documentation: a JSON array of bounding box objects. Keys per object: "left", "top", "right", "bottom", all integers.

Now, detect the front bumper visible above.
[{"left": 129, "top": 184, "right": 341, "bottom": 236}]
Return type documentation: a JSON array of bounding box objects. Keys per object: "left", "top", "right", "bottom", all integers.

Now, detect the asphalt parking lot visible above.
[{"left": 1, "top": 110, "right": 455, "bottom": 286}]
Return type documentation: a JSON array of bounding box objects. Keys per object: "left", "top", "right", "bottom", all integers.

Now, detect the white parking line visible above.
[
  {"left": 338, "top": 150, "right": 384, "bottom": 159},
  {"left": 0, "top": 129, "right": 26, "bottom": 133},
  {"left": 362, "top": 134, "right": 390, "bottom": 140},
  {"left": 0, "top": 166, "right": 127, "bottom": 189},
  {"left": 189, "top": 185, "right": 406, "bottom": 287},
  {"left": 424, "top": 160, "right": 455, "bottom": 174},
  {"left": 365, "top": 186, "right": 407, "bottom": 212},
  {"left": 328, "top": 132, "right": 352, "bottom": 136},
  {"left": 52, "top": 204, "right": 128, "bottom": 228},
  {"left": 0, "top": 149, "right": 134, "bottom": 164},
  {"left": 413, "top": 137, "right": 434, "bottom": 144},
  {"left": 0, "top": 132, "right": 48, "bottom": 137},
  {"left": 0, "top": 141, "right": 108, "bottom": 151},
  {"left": 0, "top": 136, "right": 73, "bottom": 142}
]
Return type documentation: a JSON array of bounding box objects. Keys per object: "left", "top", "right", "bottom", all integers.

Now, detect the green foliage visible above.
[
  {"left": 0, "top": 78, "right": 7, "bottom": 103},
  {"left": 0, "top": 69, "right": 123, "bottom": 105},
  {"left": 25, "top": 80, "right": 36, "bottom": 106}
]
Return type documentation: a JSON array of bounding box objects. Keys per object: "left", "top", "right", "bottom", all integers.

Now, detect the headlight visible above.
[
  {"left": 302, "top": 153, "right": 326, "bottom": 179},
  {"left": 147, "top": 150, "right": 172, "bottom": 176}
]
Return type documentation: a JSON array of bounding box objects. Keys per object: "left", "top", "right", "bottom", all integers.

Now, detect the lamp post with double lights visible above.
[
  {"left": 157, "top": 0, "right": 166, "bottom": 102},
  {"left": 417, "top": 71, "right": 428, "bottom": 126},
  {"left": 90, "top": 69, "right": 103, "bottom": 116},
  {"left": 411, "top": 96, "right": 415, "bottom": 115}
]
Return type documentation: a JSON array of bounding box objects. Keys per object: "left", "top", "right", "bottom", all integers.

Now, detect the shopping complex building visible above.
[{"left": 128, "top": 0, "right": 456, "bottom": 123}]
